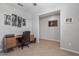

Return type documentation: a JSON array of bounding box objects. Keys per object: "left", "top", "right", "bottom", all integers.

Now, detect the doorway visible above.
[{"left": 39, "top": 10, "right": 60, "bottom": 48}]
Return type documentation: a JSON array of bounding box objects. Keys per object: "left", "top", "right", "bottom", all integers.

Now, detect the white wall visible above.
[
  {"left": 39, "top": 14, "right": 60, "bottom": 41},
  {"left": 32, "top": 3, "right": 79, "bottom": 52},
  {"left": 32, "top": 14, "right": 40, "bottom": 43},
  {"left": 0, "top": 4, "right": 32, "bottom": 50},
  {"left": 60, "top": 4, "right": 79, "bottom": 52}
]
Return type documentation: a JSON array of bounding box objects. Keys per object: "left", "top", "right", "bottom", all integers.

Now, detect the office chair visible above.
[{"left": 18, "top": 31, "right": 30, "bottom": 49}]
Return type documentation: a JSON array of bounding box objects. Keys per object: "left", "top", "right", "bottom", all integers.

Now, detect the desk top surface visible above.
[{"left": 15, "top": 35, "right": 22, "bottom": 38}]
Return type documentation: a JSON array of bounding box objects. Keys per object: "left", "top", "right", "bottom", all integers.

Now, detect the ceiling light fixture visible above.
[
  {"left": 17, "top": 3, "right": 23, "bottom": 7},
  {"left": 33, "top": 3, "right": 37, "bottom": 6}
]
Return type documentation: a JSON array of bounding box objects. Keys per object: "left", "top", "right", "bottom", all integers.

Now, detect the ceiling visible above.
[
  {"left": 9, "top": 3, "right": 77, "bottom": 15},
  {"left": 21, "top": 3, "right": 63, "bottom": 14},
  {"left": 9, "top": 3, "right": 64, "bottom": 15}
]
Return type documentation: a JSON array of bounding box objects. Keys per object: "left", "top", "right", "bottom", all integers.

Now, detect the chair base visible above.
[{"left": 21, "top": 45, "right": 29, "bottom": 50}]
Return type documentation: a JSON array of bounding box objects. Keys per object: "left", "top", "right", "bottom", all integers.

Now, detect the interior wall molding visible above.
[
  {"left": 40, "top": 38, "right": 60, "bottom": 42},
  {"left": 60, "top": 47, "right": 79, "bottom": 54}
]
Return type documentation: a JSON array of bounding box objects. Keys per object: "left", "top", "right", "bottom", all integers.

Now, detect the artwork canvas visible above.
[
  {"left": 66, "top": 18, "right": 72, "bottom": 22},
  {"left": 48, "top": 20, "right": 57, "bottom": 27},
  {"left": 4, "top": 14, "right": 11, "bottom": 25},
  {"left": 22, "top": 18, "right": 26, "bottom": 26},
  {"left": 4, "top": 14, "right": 26, "bottom": 27},
  {"left": 17, "top": 16, "right": 22, "bottom": 27},
  {"left": 12, "top": 14, "right": 17, "bottom": 26}
]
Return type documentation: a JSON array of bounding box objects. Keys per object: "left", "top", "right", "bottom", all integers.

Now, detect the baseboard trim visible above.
[
  {"left": 60, "top": 47, "right": 79, "bottom": 54},
  {"left": 51, "top": 39, "right": 60, "bottom": 42},
  {"left": 40, "top": 38, "right": 60, "bottom": 42}
]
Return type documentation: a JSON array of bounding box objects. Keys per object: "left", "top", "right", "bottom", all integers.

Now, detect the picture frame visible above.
[
  {"left": 12, "top": 14, "right": 17, "bottom": 26},
  {"left": 66, "top": 18, "right": 72, "bottom": 22},
  {"left": 48, "top": 20, "right": 57, "bottom": 27},
  {"left": 17, "top": 16, "right": 22, "bottom": 27},
  {"left": 4, "top": 14, "right": 26, "bottom": 27},
  {"left": 22, "top": 18, "right": 26, "bottom": 26},
  {"left": 4, "top": 14, "right": 11, "bottom": 25}
]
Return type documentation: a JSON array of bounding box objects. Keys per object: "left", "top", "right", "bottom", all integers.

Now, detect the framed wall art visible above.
[
  {"left": 48, "top": 20, "right": 57, "bottom": 27},
  {"left": 4, "top": 14, "right": 26, "bottom": 28},
  {"left": 66, "top": 18, "right": 72, "bottom": 23},
  {"left": 22, "top": 18, "right": 26, "bottom": 26},
  {"left": 4, "top": 14, "right": 11, "bottom": 25},
  {"left": 17, "top": 16, "right": 22, "bottom": 27},
  {"left": 12, "top": 14, "right": 17, "bottom": 26}
]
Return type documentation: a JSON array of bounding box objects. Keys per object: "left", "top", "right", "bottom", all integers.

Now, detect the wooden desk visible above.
[
  {"left": 15, "top": 34, "right": 35, "bottom": 43},
  {"left": 30, "top": 34, "right": 34, "bottom": 41},
  {"left": 15, "top": 35, "right": 22, "bottom": 39},
  {"left": 3, "top": 37, "right": 16, "bottom": 50},
  {"left": 3, "top": 35, "right": 22, "bottom": 50},
  {"left": 3, "top": 34, "right": 35, "bottom": 51},
  {"left": 30, "top": 34, "right": 36, "bottom": 43}
]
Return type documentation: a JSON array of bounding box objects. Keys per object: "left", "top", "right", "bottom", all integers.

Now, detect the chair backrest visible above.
[{"left": 22, "top": 31, "right": 30, "bottom": 41}]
